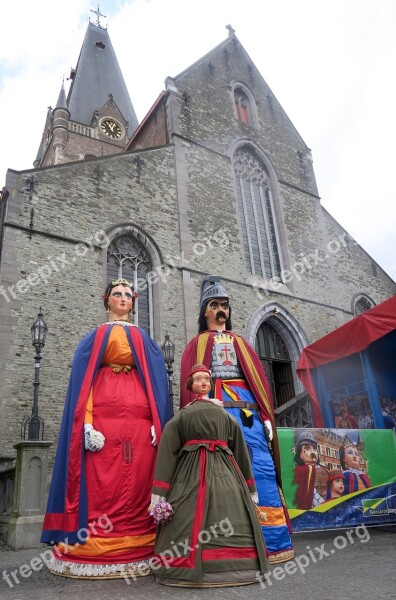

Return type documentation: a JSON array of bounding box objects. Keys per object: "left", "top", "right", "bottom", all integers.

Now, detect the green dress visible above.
[{"left": 151, "top": 398, "right": 269, "bottom": 587}]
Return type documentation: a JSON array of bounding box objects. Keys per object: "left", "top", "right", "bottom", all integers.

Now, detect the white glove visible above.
[
  {"left": 84, "top": 423, "right": 105, "bottom": 452},
  {"left": 251, "top": 491, "right": 259, "bottom": 504},
  {"left": 264, "top": 419, "right": 273, "bottom": 441},
  {"left": 151, "top": 425, "right": 157, "bottom": 446},
  {"left": 148, "top": 493, "right": 165, "bottom": 513}
]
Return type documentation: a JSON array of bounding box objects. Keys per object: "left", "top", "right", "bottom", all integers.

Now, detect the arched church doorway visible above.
[{"left": 255, "top": 321, "right": 295, "bottom": 409}]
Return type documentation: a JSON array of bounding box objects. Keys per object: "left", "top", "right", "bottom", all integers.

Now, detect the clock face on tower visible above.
[{"left": 100, "top": 118, "right": 123, "bottom": 139}]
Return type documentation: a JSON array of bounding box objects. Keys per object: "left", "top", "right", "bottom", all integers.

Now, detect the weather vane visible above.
[{"left": 90, "top": 4, "right": 107, "bottom": 29}]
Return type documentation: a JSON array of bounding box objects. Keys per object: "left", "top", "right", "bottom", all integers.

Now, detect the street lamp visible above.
[
  {"left": 161, "top": 333, "right": 175, "bottom": 415},
  {"left": 22, "top": 308, "right": 48, "bottom": 440}
]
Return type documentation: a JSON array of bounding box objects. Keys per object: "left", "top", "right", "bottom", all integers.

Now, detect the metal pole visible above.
[
  {"left": 28, "top": 345, "right": 42, "bottom": 440},
  {"left": 167, "top": 362, "right": 174, "bottom": 416}
]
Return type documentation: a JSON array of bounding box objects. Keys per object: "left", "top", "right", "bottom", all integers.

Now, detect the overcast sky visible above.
[{"left": 2, "top": 0, "right": 395, "bottom": 282}]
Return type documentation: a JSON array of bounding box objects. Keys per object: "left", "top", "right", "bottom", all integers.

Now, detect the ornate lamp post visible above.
[
  {"left": 161, "top": 333, "right": 175, "bottom": 415},
  {"left": 22, "top": 308, "right": 48, "bottom": 440}
]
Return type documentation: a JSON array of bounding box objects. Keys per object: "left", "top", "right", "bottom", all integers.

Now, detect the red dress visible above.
[{"left": 52, "top": 325, "right": 156, "bottom": 577}]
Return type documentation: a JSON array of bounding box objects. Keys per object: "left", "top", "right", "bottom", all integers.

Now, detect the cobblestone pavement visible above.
[{"left": 0, "top": 527, "right": 395, "bottom": 600}]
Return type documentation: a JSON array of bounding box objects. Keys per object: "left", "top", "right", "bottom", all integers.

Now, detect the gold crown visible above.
[
  {"left": 111, "top": 278, "right": 133, "bottom": 287},
  {"left": 214, "top": 332, "right": 234, "bottom": 345}
]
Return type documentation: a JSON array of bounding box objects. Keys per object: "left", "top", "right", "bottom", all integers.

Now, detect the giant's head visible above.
[
  {"left": 326, "top": 470, "right": 345, "bottom": 499},
  {"left": 295, "top": 431, "right": 319, "bottom": 465},
  {"left": 340, "top": 443, "right": 360, "bottom": 470},
  {"left": 103, "top": 278, "right": 136, "bottom": 320},
  {"left": 198, "top": 275, "right": 232, "bottom": 332},
  {"left": 186, "top": 364, "right": 213, "bottom": 397}
]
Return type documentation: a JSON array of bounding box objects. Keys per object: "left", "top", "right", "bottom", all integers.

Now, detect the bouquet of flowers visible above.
[
  {"left": 84, "top": 425, "right": 105, "bottom": 452},
  {"left": 150, "top": 500, "right": 174, "bottom": 525}
]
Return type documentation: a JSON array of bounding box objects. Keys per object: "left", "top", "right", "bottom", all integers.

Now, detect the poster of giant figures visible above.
[{"left": 278, "top": 429, "right": 396, "bottom": 530}]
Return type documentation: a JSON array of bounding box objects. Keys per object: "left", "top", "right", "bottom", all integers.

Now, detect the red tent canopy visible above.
[{"left": 297, "top": 295, "right": 396, "bottom": 426}]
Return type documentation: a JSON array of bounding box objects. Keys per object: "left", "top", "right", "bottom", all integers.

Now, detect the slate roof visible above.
[{"left": 66, "top": 22, "right": 138, "bottom": 136}]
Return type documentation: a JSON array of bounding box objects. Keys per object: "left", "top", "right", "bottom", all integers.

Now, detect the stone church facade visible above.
[{"left": 1, "top": 21, "right": 395, "bottom": 461}]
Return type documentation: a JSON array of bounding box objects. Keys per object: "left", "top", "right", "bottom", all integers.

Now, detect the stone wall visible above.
[{"left": 0, "top": 147, "right": 183, "bottom": 461}]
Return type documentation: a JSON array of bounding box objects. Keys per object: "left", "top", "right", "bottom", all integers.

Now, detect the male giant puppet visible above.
[{"left": 180, "top": 275, "right": 294, "bottom": 563}]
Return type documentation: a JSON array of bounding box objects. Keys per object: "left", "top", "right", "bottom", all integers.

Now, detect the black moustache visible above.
[{"left": 215, "top": 311, "right": 227, "bottom": 320}]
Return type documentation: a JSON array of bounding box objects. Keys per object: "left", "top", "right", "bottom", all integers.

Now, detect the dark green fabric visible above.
[{"left": 151, "top": 400, "right": 269, "bottom": 583}]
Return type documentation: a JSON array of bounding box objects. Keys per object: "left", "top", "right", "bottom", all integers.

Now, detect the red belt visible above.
[{"left": 184, "top": 439, "right": 228, "bottom": 452}]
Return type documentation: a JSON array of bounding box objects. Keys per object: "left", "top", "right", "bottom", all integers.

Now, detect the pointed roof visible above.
[
  {"left": 67, "top": 22, "right": 138, "bottom": 135},
  {"left": 55, "top": 81, "right": 68, "bottom": 110},
  {"left": 173, "top": 33, "right": 311, "bottom": 150}
]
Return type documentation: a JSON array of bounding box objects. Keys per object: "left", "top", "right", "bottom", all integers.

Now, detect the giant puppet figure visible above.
[
  {"left": 150, "top": 364, "right": 269, "bottom": 587},
  {"left": 339, "top": 442, "right": 371, "bottom": 494},
  {"left": 180, "top": 276, "right": 294, "bottom": 564},
  {"left": 293, "top": 430, "right": 329, "bottom": 509},
  {"left": 41, "top": 278, "right": 171, "bottom": 579}
]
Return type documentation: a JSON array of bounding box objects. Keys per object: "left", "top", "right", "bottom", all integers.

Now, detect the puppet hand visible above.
[
  {"left": 251, "top": 491, "right": 259, "bottom": 504},
  {"left": 151, "top": 425, "right": 157, "bottom": 446},
  {"left": 84, "top": 424, "right": 105, "bottom": 452},
  {"left": 148, "top": 494, "right": 165, "bottom": 513},
  {"left": 264, "top": 420, "right": 273, "bottom": 441}
]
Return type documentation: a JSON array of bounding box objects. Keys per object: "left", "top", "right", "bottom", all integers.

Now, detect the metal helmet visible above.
[
  {"left": 199, "top": 275, "right": 229, "bottom": 308},
  {"left": 295, "top": 430, "right": 317, "bottom": 448}
]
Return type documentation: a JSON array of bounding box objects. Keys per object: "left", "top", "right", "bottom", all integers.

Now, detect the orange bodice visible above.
[{"left": 101, "top": 325, "right": 135, "bottom": 366}]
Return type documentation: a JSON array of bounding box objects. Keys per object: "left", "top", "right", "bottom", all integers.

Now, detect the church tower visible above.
[{"left": 34, "top": 9, "right": 138, "bottom": 168}]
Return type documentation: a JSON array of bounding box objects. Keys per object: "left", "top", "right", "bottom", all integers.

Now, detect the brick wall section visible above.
[
  {"left": 127, "top": 102, "right": 168, "bottom": 151},
  {"left": 172, "top": 36, "right": 318, "bottom": 195},
  {"left": 323, "top": 209, "right": 396, "bottom": 309},
  {"left": 164, "top": 34, "right": 395, "bottom": 342},
  {"left": 0, "top": 147, "right": 183, "bottom": 461}
]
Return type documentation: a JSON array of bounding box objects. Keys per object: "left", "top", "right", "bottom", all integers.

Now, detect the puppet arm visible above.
[{"left": 84, "top": 388, "right": 105, "bottom": 451}]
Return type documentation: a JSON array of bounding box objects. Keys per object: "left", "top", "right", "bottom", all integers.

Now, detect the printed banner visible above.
[{"left": 278, "top": 428, "right": 396, "bottom": 530}]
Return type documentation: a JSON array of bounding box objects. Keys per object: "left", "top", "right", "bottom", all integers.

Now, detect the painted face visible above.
[
  {"left": 191, "top": 372, "right": 212, "bottom": 396},
  {"left": 107, "top": 285, "right": 133, "bottom": 319},
  {"left": 299, "top": 443, "right": 318, "bottom": 465},
  {"left": 344, "top": 445, "right": 360, "bottom": 469},
  {"left": 204, "top": 298, "right": 230, "bottom": 328},
  {"left": 331, "top": 478, "right": 345, "bottom": 496}
]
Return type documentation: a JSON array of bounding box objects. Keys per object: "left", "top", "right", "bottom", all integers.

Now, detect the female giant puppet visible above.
[
  {"left": 150, "top": 364, "right": 269, "bottom": 587},
  {"left": 41, "top": 278, "right": 171, "bottom": 578}
]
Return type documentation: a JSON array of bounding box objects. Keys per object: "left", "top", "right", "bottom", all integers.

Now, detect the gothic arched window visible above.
[
  {"left": 234, "top": 88, "right": 250, "bottom": 124},
  {"left": 231, "top": 83, "right": 258, "bottom": 128},
  {"left": 234, "top": 147, "right": 281, "bottom": 279},
  {"left": 107, "top": 235, "right": 152, "bottom": 333}
]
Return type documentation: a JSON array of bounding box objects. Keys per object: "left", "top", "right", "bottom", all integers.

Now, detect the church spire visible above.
[
  {"left": 55, "top": 79, "right": 68, "bottom": 110},
  {"left": 34, "top": 10, "right": 138, "bottom": 168},
  {"left": 66, "top": 21, "right": 138, "bottom": 136}
]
